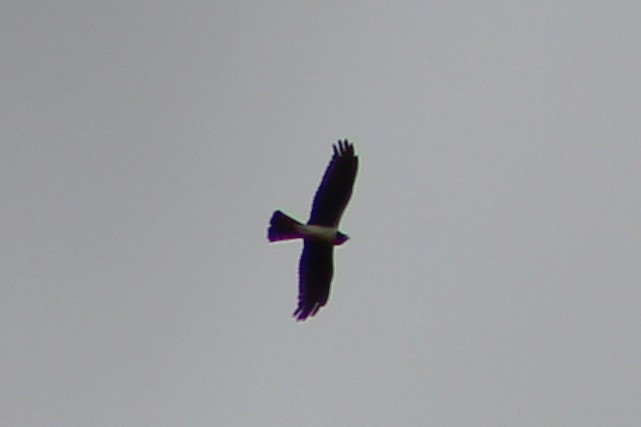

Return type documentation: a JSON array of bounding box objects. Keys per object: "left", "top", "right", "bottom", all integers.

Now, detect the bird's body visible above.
[
  {"left": 268, "top": 140, "right": 358, "bottom": 321},
  {"left": 300, "top": 225, "right": 341, "bottom": 243}
]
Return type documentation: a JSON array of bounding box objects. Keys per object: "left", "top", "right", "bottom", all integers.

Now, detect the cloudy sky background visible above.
[{"left": 2, "top": 2, "right": 641, "bottom": 425}]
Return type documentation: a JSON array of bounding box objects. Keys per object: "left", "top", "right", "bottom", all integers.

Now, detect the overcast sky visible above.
[{"left": 2, "top": 2, "right": 641, "bottom": 426}]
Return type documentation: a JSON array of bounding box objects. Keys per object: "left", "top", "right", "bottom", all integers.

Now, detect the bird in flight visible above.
[{"left": 268, "top": 140, "right": 358, "bottom": 321}]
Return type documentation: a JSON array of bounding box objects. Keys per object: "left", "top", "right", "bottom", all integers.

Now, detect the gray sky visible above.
[{"left": 2, "top": 2, "right": 641, "bottom": 426}]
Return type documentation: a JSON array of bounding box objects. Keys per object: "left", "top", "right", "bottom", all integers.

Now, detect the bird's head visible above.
[{"left": 335, "top": 231, "right": 350, "bottom": 245}]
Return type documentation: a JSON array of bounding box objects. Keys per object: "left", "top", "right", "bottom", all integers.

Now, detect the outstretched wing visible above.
[
  {"left": 308, "top": 140, "right": 358, "bottom": 226},
  {"left": 294, "top": 241, "right": 334, "bottom": 321}
]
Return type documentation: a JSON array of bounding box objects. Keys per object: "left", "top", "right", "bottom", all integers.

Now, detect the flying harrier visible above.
[{"left": 268, "top": 140, "right": 358, "bottom": 321}]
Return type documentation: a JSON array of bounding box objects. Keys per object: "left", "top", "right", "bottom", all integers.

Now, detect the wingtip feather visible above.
[
  {"left": 293, "top": 302, "right": 322, "bottom": 322},
  {"left": 333, "top": 139, "right": 356, "bottom": 158}
]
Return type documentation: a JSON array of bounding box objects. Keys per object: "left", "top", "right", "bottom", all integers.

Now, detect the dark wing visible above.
[
  {"left": 308, "top": 140, "right": 358, "bottom": 226},
  {"left": 294, "top": 241, "right": 334, "bottom": 321}
]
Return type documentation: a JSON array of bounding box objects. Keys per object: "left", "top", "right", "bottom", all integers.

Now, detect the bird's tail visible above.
[{"left": 268, "top": 210, "right": 304, "bottom": 242}]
